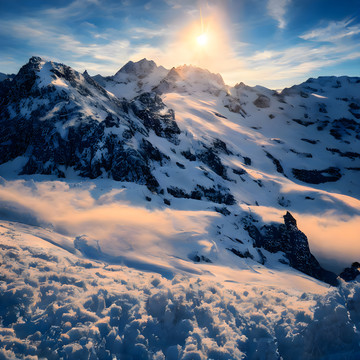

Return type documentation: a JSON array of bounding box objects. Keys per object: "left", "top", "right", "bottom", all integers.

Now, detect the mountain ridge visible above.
[
  {"left": 0, "top": 56, "right": 359, "bottom": 282},
  {"left": 1, "top": 55, "right": 360, "bottom": 360}
]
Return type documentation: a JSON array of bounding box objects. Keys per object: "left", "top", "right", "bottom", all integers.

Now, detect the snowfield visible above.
[
  {"left": 0, "top": 57, "right": 360, "bottom": 359},
  {"left": 1, "top": 215, "right": 360, "bottom": 360},
  {"left": 0, "top": 178, "right": 359, "bottom": 359}
]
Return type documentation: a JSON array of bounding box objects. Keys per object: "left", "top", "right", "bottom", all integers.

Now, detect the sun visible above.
[{"left": 196, "top": 33, "right": 208, "bottom": 47}]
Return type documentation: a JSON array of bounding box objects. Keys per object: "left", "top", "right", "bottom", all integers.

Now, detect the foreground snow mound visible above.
[{"left": 0, "top": 220, "right": 360, "bottom": 360}]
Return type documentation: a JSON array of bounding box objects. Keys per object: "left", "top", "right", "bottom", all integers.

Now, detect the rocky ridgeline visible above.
[
  {"left": 243, "top": 212, "right": 338, "bottom": 285},
  {"left": 0, "top": 56, "right": 359, "bottom": 285},
  {"left": 0, "top": 58, "right": 181, "bottom": 192}
]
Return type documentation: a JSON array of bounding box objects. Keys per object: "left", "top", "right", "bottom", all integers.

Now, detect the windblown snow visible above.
[{"left": 0, "top": 57, "right": 360, "bottom": 359}]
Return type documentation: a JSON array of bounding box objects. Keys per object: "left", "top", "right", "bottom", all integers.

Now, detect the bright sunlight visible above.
[{"left": 196, "top": 33, "right": 208, "bottom": 47}]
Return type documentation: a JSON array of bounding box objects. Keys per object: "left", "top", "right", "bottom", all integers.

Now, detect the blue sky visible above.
[{"left": 0, "top": 0, "right": 359, "bottom": 88}]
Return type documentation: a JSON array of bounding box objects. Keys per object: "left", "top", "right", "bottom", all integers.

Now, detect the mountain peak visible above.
[
  {"left": 114, "top": 58, "right": 160, "bottom": 79},
  {"left": 28, "top": 56, "right": 44, "bottom": 64},
  {"left": 174, "top": 64, "right": 225, "bottom": 86}
]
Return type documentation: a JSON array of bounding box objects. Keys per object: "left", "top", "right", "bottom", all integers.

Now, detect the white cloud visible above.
[
  {"left": 300, "top": 18, "right": 360, "bottom": 42},
  {"left": 41, "top": 0, "right": 100, "bottom": 19},
  {"left": 267, "top": 0, "right": 291, "bottom": 29},
  {"left": 219, "top": 39, "right": 360, "bottom": 88}
]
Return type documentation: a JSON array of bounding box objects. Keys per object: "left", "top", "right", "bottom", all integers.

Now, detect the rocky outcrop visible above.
[
  {"left": 0, "top": 58, "right": 178, "bottom": 192},
  {"left": 130, "top": 92, "right": 181, "bottom": 144},
  {"left": 243, "top": 212, "right": 338, "bottom": 285},
  {"left": 253, "top": 94, "right": 270, "bottom": 108},
  {"left": 339, "top": 262, "right": 360, "bottom": 282},
  {"left": 167, "top": 184, "right": 236, "bottom": 205},
  {"left": 292, "top": 167, "right": 341, "bottom": 184}
]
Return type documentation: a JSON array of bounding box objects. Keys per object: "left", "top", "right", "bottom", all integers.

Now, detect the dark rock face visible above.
[
  {"left": 181, "top": 150, "right": 196, "bottom": 161},
  {"left": 329, "top": 118, "right": 360, "bottom": 140},
  {"left": 227, "top": 248, "right": 254, "bottom": 259},
  {"left": 292, "top": 167, "right": 341, "bottom": 184},
  {"left": 265, "top": 151, "right": 284, "bottom": 174},
  {"left": 339, "top": 262, "right": 360, "bottom": 282},
  {"left": 198, "top": 149, "right": 228, "bottom": 180},
  {"left": 0, "top": 58, "right": 179, "bottom": 192},
  {"left": 326, "top": 147, "right": 360, "bottom": 160},
  {"left": 167, "top": 184, "right": 236, "bottom": 205},
  {"left": 253, "top": 95, "right": 270, "bottom": 108},
  {"left": 292, "top": 119, "right": 315, "bottom": 127},
  {"left": 131, "top": 92, "right": 181, "bottom": 144},
  {"left": 301, "top": 138, "right": 318, "bottom": 144},
  {"left": 243, "top": 212, "right": 338, "bottom": 285}
]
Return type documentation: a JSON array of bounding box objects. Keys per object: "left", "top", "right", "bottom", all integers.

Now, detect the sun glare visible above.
[{"left": 196, "top": 33, "right": 208, "bottom": 47}]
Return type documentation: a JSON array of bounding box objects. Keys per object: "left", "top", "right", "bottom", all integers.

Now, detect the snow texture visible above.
[{"left": 0, "top": 57, "right": 360, "bottom": 359}]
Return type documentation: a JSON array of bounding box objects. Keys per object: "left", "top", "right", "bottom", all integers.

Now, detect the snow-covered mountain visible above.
[
  {"left": 93, "top": 58, "right": 168, "bottom": 100},
  {"left": 0, "top": 56, "right": 360, "bottom": 359}
]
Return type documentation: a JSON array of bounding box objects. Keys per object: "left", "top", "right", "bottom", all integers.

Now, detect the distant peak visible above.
[
  {"left": 173, "top": 64, "right": 225, "bottom": 86},
  {"left": 117, "top": 58, "right": 158, "bottom": 75}
]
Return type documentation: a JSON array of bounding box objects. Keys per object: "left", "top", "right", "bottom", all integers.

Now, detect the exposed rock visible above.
[
  {"left": 232, "top": 168, "right": 247, "bottom": 176},
  {"left": 326, "top": 147, "right": 360, "bottom": 160},
  {"left": 0, "top": 58, "right": 186, "bottom": 193},
  {"left": 131, "top": 92, "right": 181, "bottom": 144},
  {"left": 292, "top": 119, "right": 315, "bottom": 127},
  {"left": 329, "top": 118, "right": 360, "bottom": 140},
  {"left": 301, "top": 138, "right": 318, "bottom": 144},
  {"left": 265, "top": 151, "right": 284, "bottom": 174},
  {"left": 212, "top": 138, "right": 232, "bottom": 155},
  {"left": 189, "top": 252, "right": 212, "bottom": 263},
  {"left": 167, "top": 185, "right": 236, "bottom": 205},
  {"left": 243, "top": 212, "right": 338, "bottom": 285},
  {"left": 228, "top": 248, "right": 254, "bottom": 259},
  {"left": 339, "top": 262, "right": 360, "bottom": 282},
  {"left": 223, "top": 94, "right": 246, "bottom": 116},
  {"left": 192, "top": 185, "right": 236, "bottom": 205},
  {"left": 181, "top": 150, "right": 196, "bottom": 162},
  {"left": 253, "top": 95, "right": 270, "bottom": 108},
  {"left": 214, "top": 207, "right": 231, "bottom": 216},
  {"left": 292, "top": 167, "right": 341, "bottom": 184},
  {"left": 198, "top": 148, "right": 228, "bottom": 180},
  {"left": 167, "top": 186, "right": 189, "bottom": 199},
  {"left": 243, "top": 157, "right": 252, "bottom": 166},
  {"left": 290, "top": 149, "right": 313, "bottom": 158}
]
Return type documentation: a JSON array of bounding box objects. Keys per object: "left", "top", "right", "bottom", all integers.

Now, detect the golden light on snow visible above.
[{"left": 196, "top": 33, "right": 208, "bottom": 47}]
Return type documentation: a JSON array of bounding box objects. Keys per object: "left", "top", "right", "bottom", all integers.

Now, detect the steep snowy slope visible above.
[{"left": 0, "top": 57, "right": 360, "bottom": 359}]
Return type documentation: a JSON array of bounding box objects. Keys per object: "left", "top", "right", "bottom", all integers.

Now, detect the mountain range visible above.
[{"left": 0, "top": 56, "right": 359, "bottom": 359}]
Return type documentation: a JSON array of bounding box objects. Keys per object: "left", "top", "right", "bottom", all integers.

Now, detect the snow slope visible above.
[
  {"left": 1, "top": 184, "right": 360, "bottom": 360},
  {"left": 0, "top": 57, "right": 360, "bottom": 359}
]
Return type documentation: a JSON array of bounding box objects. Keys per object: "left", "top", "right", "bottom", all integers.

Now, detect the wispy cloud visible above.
[
  {"left": 220, "top": 39, "right": 360, "bottom": 88},
  {"left": 1, "top": 0, "right": 359, "bottom": 88},
  {"left": 267, "top": 0, "right": 291, "bottom": 29},
  {"left": 41, "top": 0, "right": 100, "bottom": 19},
  {"left": 130, "top": 27, "right": 169, "bottom": 40},
  {"left": 300, "top": 18, "right": 360, "bottom": 42}
]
